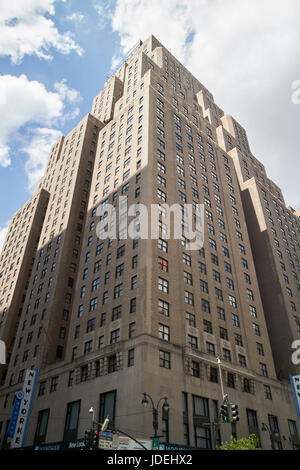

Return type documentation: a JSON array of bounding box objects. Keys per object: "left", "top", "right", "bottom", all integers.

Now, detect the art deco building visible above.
[{"left": 0, "top": 35, "right": 300, "bottom": 450}]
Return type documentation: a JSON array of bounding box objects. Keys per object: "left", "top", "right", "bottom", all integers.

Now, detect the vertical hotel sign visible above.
[
  {"left": 10, "top": 369, "right": 39, "bottom": 448},
  {"left": 290, "top": 375, "right": 300, "bottom": 420}
]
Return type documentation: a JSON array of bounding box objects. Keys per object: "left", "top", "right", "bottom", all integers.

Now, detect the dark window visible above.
[
  {"left": 34, "top": 409, "right": 50, "bottom": 445},
  {"left": 99, "top": 391, "right": 116, "bottom": 426},
  {"left": 63, "top": 400, "right": 81, "bottom": 441}
]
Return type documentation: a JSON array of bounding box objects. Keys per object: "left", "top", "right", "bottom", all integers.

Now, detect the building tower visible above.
[{"left": 0, "top": 35, "right": 299, "bottom": 450}]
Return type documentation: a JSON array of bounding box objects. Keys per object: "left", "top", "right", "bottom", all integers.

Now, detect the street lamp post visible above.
[
  {"left": 141, "top": 393, "right": 169, "bottom": 439},
  {"left": 261, "top": 423, "right": 275, "bottom": 450}
]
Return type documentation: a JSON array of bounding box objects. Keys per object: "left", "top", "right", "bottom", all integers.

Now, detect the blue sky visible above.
[{"left": 1, "top": 0, "right": 300, "bottom": 249}]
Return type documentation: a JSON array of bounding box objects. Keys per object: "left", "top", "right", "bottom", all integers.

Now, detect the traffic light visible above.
[
  {"left": 231, "top": 404, "right": 239, "bottom": 423},
  {"left": 84, "top": 429, "right": 94, "bottom": 448},
  {"left": 92, "top": 429, "right": 99, "bottom": 448},
  {"left": 84, "top": 430, "right": 90, "bottom": 446},
  {"left": 220, "top": 401, "right": 230, "bottom": 423}
]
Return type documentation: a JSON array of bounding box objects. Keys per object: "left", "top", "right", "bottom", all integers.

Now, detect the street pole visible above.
[
  {"left": 152, "top": 408, "right": 158, "bottom": 438},
  {"left": 217, "top": 357, "right": 226, "bottom": 399},
  {"left": 210, "top": 422, "right": 216, "bottom": 450}
]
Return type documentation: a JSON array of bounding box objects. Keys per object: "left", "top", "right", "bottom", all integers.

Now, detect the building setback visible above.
[{"left": 0, "top": 35, "right": 300, "bottom": 450}]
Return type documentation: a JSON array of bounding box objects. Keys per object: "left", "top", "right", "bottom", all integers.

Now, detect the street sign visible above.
[
  {"left": 114, "top": 436, "right": 151, "bottom": 450},
  {"left": 290, "top": 375, "right": 300, "bottom": 420},
  {"left": 99, "top": 431, "right": 113, "bottom": 439},
  {"left": 99, "top": 439, "right": 113, "bottom": 450},
  {"left": 152, "top": 438, "right": 160, "bottom": 450},
  {"left": 98, "top": 430, "right": 114, "bottom": 449}
]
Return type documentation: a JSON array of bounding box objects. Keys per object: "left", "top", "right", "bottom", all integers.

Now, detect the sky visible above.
[{"left": 0, "top": 0, "right": 300, "bottom": 251}]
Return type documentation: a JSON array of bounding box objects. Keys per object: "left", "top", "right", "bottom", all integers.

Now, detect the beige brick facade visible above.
[{"left": 0, "top": 35, "right": 300, "bottom": 450}]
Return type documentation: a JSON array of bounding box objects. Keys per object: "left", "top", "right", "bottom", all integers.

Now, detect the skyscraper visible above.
[{"left": 0, "top": 35, "right": 299, "bottom": 450}]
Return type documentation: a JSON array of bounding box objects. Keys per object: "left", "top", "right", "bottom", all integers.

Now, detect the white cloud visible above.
[
  {"left": 0, "top": 74, "right": 63, "bottom": 167},
  {"left": 109, "top": 0, "right": 300, "bottom": 207},
  {"left": 66, "top": 12, "right": 85, "bottom": 23},
  {"left": 0, "top": 74, "right": 82, "bottom": 188},
  {"left": 23, "top": 128, "right": 62, "bottom": 191},
  {"left": 110, "top": 54, "right": 123, "bottom": 73},
  {"left": 0, "top": 221, "right": 10, "bottom": 254},
  {"left": 54, "top": 78, "right": 82, "bottom": 104},
  {"left": 0, "top": 0, "right": 83, "bottom": 64},
  {"left": 93, "top": 1, "right": 113, "bottom": 30}
]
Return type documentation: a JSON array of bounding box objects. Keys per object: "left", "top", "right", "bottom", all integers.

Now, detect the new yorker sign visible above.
[{"left": 10, "top": 369, "right": 39, "bottom": 448}]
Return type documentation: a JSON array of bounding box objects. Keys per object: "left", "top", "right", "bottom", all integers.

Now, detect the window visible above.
[
  {"left": 129, "top": 322, "right": 136, "bottom": 338},
  {"left": 229, "top": 295, "right": 237, "bottom": 308},
  {"left": 232, "top": 313, "right": 240, "bottom": 327},
  {"left": 185, "top": 291, "right": 194, "bottom": 305},
  {"left": 220, "top": 327, "right": 228, "bottom": 340},
  {"left": 186, "top": 312, "right": 196, "bottom": 327},
  {"left": 110, "top": 329, "right": 120, "bottom": 344},
  {"left": 112, "top": 305, "right": 122, "bottom": 321},
  {"left": 34, "top": 409, "right": 50, "bottom": 444},
  {"left": 115, "top": 263, "right": 124, "bottom": 278},
  {"left": 130, "top": 298, "right": 136, "bottom": 313},
  {"left": 249, "top": 305, "right": 257, "bottom": 318},
  {"left": 215, "top": 288, "right": 223, "bottom": 301},
  {"left": 158, "top": 277, "right": 169, "bottom": 293},
  {"left": 158, "top": 238, "right": 168, "bottom": 253},
  {"left": 223, "top": 349, "right": 232, "bottom": 362},
  {"left": 184, "top": 271, "right": 193, "bottom": 285},
  {"left": 160, "top": 350, "right": 171, "bottom": 369},
  {"left": 260, "top": 363, "right": 268, "bottom": 377},
  {"left": 192, "top": 361, "right": 200, "bottom": 378},
  {"left": 63, "top": 400, "right": 81, "bottom": 441},
  {"left": 128, "top": 349, "right": 135, "bottom": 367},
  {"left": 193, "top": 396, "right": 209, "bottom": 417},
  {"left": 188, "top": 335, "right": 198, "bottom": 349},
  {"left": 89, "top": 298, "right": 98, "bottom": 312},
  {"left": 158, "top": 257, "right": 168, "bottom": 272},
  {"left": 264, "top": 385, "right": 272, "bottom": 400},
  {"left": 38, "top": 381, "right": 46, "bottom": 397},
  {"left": 288, "top": 420, "right": 298, "bottom": 440},
  {"left": 206, "top": 342, "right": 215, "bottom": 356},
  {"left": 131, "top": 275, "right": 138, "bottom": 290},
  {"left": 210, "top": 367, "right": 218, "bottom": 383},
  {"left": 203, "top": 320, "right": 213, "bottom": 334},
  {"left": 50, "top": 376, "right": 58, "bottom": 393},
  {"left": 198, "top": 262, "right": 207, "bottom": 275},
  {"left": 200, "top": 280, "right": 208, "bottom": 293},
  {"left": 256, "top": 342, "right": 264, "bottom": 356},
  {"left": 84, "top": 340, "right": 92, "bottom": 354},
  {"left": 117, "top": 245, "right": 125, "bottom": 258},
  {"left": 252, "top": 323, "right": 261, "bottom": 336},
  {"left": 114, "top": 284, "right": 123, "bottom": 298},
  {"left": 159, "top": 299, "right": 170, "bottom": 317},
  {"left": 217, "top": 307, "right": 225, "bottom": 320},
  {"left": 202, "top": 299, "right": 211, "bottom": 313},
  {"left": 227, "top": 372, "right": 235, "bottom": 388},
  {"left": 239, "top": 354, "right": 247, "bottom": 367},
  {"left": 183, "top": 253, "right": 191, "bottom": 266},
  {"left": 159, "top": 324, "right": 170, "bottom": 342},
  {"left": 99, "top": 391, "right": 116, "bottom": 426},
  {"left": 91, "top": 278, "right": 100, "bottom": 294}
]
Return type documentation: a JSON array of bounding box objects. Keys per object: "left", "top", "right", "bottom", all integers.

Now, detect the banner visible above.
[
  {"left": 290, "top": 374, "right": 300, "bottom": 420},
  {"left": 10, "top": 369, "right": 39, "bottom": 448},
  {"left": 7, "top": 391, "right": 24, "bottom": 438}
]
